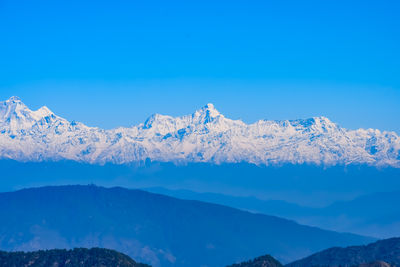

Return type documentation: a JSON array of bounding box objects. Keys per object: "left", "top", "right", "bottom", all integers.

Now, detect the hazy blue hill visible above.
[
  {"left": 1, "top": 160, "right": 399, "bottom": 239},
  {"left": 286, "top": 238, "right": 400, "bottom": 267},
  {"left": 321, "top": 190, "right": 400, "bottom": 224},
  {"left": 1, "top": 160, "right": 400, "bottom": 206},
  {"left": 0, "top": 185, "right": 373, "bottom": 267},
  {"left": 145, "top": 187, "right": 400, "bottom": 238},
  {"left": 0, "top": 247, "right": 150, "bottom": 267},
  {"left": 312, "top": 191, "right": 400, "bottom": 238},
  {"left": 144, "top": 186, "right": 312, "bottom": 217}
]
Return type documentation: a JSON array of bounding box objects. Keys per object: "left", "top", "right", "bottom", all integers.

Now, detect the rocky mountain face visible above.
[
  {"left": 1, "top": 96, "right": 399, "bottom": 166},
  {"left": 0, "top": 247, "right": 150, "bottom": 267},
  {"left": 286, "top": 238, "right": 400, "bottom": 267}
]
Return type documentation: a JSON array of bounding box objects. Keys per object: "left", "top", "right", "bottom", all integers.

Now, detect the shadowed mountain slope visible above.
[
  {"left": 145, "top": 187, "right": 400, "bottom": 238},
  {"left": 0, "top": 185, "right": 373, "bottom": 266}
]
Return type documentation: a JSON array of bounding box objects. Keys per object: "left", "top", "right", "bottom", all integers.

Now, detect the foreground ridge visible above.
[
  {"left": 0, "top": 96, "right": 399, "bottom": 166},
  {"left": 286, "top": 237, "right": 400, "bottom": 267},
  {"left": 0, "top": 247, "right": 150, "bottom": 267},
  {"left": 227, "top": 254, "right": 283, "bottom": 267},
  {"left": 228, "top": 238, "right": 400, "bottom": 267}
]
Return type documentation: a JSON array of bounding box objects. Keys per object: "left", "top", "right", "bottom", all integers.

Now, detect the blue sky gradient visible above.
[{"left": 0, "top": 0, "right": 399, "bottom": 132}]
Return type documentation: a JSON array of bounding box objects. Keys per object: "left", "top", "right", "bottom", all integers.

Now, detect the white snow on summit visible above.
[{"left": 0, "top": 96, "right": 399, "bottom": 167}]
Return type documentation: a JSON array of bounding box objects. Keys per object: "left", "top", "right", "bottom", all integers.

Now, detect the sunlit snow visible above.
[{"left": 0, "top": 96, "right": 399, "bottom": 167}]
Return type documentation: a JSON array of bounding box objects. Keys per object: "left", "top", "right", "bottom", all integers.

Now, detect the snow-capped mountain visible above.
[{"left": 0, "top": 96, "right": 399, "bottom": 167}]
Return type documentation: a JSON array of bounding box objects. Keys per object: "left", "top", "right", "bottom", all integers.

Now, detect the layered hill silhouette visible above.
[
  {"left": 0, "top": 247, "right": 150, "bottom": 267},
  {"left": 147, "top": 186, "right": 400, "bottom": 238},
  {"left": 287, "top": 238, "right": 400, "bottom": 267},
  {"left": 227, "top": 254, "right": 283, "bottom": 267},
  {"left": 2, "top": 160, "right": 400, "bottom": 217},
  {"left": 228, "top": 238, "right": 400, "bottom": 267},
  {"left": 0, "top": 185, "right": 373, "bottom": 266}
]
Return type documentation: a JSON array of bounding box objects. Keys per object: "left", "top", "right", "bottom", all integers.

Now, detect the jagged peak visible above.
[
  {"left": 37, "top": 106, "right": 52, "bottom": 113},
  {"left": 1, "top": 96, "right": 29, "bottom": 119},
  {"left": 143, "top": 113, "right": 174, "bottom": 129},
  {"left": 204, "top": 103, "right": 216, "bottom": 109},
  {"left": 0, "top": 97, "right": 65, "bottom": 126},
  {"left": 198, "top": 103, "right": 220, "bottom": 115},
  {"left": 6, "top": 96, "right": 22, "bottom": 103},
  {"left": 192, "top": 103, "right": 224, "bottom": 124},
  {"left": 282, "top": 116, "right": 338, "bottom": 133},
  {"left": 313, "top": 116, "right": 334, "bottom": 123},
  {"left": 33, "top": 106, "right": 55, "bottom": 119},
  {"left": 257, "top": 116, "right": 336, "bottom": 127},
  {"left": 2, "top": 96, "right": 26, "bottom": 108},
  {"left": 285, "top": 116, "right": 334, "bottom": 126}
]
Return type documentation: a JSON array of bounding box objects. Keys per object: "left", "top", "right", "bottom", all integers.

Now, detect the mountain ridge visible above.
[
  {"left": 286, "top": 238, "right": 400, "bottom": 267},
  {"left": 227, "top": 238, "right": 400, "bottom": 267},
  {"left": 0, "top": 247, "right": 150, "bottom": 267},
  {"left": 1, "top": 96, "right": 399, "bottom": 166},
  {"left": 0, "top": 184, "right": 374, "bottom": 267}
]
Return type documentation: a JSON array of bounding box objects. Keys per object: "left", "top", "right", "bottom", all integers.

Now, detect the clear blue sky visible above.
[{"left": 1, "top": 0, "right": 399, "bottom": 132}]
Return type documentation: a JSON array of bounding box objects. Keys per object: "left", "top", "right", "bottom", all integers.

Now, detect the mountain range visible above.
[
  {"left": 0, "top": 185, "right": 374, "bottom": 267},
  {"left": 1, "top": 96, "right": 399, "bottom": 167}
]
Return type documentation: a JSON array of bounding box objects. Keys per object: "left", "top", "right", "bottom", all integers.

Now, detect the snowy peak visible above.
[
  {"left": 142, "top": 104, "right": 238, "bottom": 136},
  {"left": 1, "top": 96, "right": 52, "bottom": 120},
  {"left": 287, "top": 116, "right": 338, "bottom": 132},
  {"left": 6, "top": 96, "right": 23, "bottom": 103},
  {"left": 142, "top": 113, "right": 181, "bottom": 134},
  {"left": 197, "top": 103, "right": 222, "bottom": 117},
  {"left": 0, "top": 97, "right": 64, "bottom": 132},
  {"left": 34, "top": 106, "right": 54, "bottom": 118},
  {"left": 192, "top": 103, "right": 224, "bottom": 124},
  {"left": 201, "top": 103, "right": 220, "bottom": 116},
  {"left": 144, "top": 103, "right": 225, "bottom": 129},
  {"left": 1, "top": 96, "right": 32, "bottom": 124},
  {"left": 2, "top": 96, "right": 32, "bottom": 111}
]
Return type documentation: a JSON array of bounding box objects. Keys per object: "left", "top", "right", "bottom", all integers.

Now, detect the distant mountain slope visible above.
[
  {"left": 145, "top": 187, "right": 400, "bottom": 238},
  {"left": 0, "top": 185, "right": 374, "bottom": 267},
  {"left": 0, "top": 247, "right": 150, "bottom": 267},
  {"left": 286, "top": 238, "right": 400, "bottom": 267},
  {"left": 145, "top": 186, "right": 307, "bottom": 215},
  {"left": 227, "top": 254, "right": 283, "bottom": 267},
  {"left": 1, "top": 96, "right": 399, "bottom": 166},
  {"left": 306, "top": 191, "right": 400, "bottom": 238}
]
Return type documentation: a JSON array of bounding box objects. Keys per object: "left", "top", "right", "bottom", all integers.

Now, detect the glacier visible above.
[{"left": 0, "top": 96, "right": 399, "bottom": 167}]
